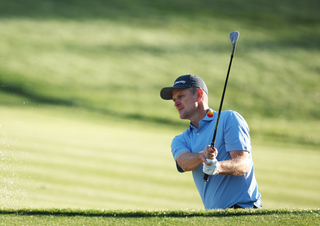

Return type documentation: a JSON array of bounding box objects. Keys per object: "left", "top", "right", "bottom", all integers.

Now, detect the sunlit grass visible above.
[
  {"left": 1, "top": 106, "right": 319, "bottom": 210},
  {"left": 0, "top": 0, "right": 319, "bottom": 216},
  {"left": 0, "top": 16, "right": 319, "bottom": 124},
  {"left": 1, "top": 106, "right": 201, "bottom": 210},
  {"left": 253, "top": 144, "right": 320, "bottom": 208}
]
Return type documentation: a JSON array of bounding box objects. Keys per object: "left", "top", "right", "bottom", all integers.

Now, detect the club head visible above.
[{"left": 229, "top": 31, "right": 240, "bottom": 45}]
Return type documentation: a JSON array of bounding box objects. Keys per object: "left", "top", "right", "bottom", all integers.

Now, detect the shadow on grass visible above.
[
  {"left": 0, "top": 208, "right": 318, "bottom": 218},
  {"left": 0, "top": 81, "right": 75, "bottom": 107},
  {"left": 0, "top": 0, "right": 319, "bottom": 29},
  {"left": 0, "top": 81, "right": 184, "bottom": 128}
]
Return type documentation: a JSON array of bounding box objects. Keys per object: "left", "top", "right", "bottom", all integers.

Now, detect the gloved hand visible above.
[{"left": 203, "top": 158, "right": 219, "bottom": 175}]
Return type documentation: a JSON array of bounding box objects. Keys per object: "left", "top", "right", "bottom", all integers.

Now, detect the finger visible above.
[
  {"left": 203, "top": 146, "right": 210, "bottom": 159},
  {"left": 207, "top": 145, "right": 214, "bottom": 153},
  {"left": 203, "top": 158, "right": 212, "bottom": 166},
  {"left": 205, "top": 158, "right": 213, "bottom": 166},
  {"left": 213, "top": 148, "right": 218, "bottom": 157},
  {"left": 201, "top": 155, "right": 209, "bottom": 165},
  {"left": 206, "top": 145, "right": 215, "bottom": 157}
]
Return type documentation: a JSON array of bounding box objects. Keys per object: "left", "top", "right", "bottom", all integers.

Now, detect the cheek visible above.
[{"left": 193, "top": 99, "right": 199, "bottom": 107}]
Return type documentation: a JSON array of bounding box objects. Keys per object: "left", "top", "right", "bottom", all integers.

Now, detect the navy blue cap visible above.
[{"left": 160, "top": 74, "right": 208, "bottom": 100}]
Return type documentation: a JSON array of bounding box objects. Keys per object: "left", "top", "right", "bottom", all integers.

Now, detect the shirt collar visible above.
[{"left": 203, "top": 109, "right": 215, "bottom": 121}]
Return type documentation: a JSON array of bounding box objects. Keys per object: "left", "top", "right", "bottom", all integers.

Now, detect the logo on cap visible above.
[{"left": 174, "top": 80, "right": 186, "bottom": 85}]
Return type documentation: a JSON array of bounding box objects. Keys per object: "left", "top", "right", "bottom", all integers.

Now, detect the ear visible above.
[{"left": 196, "top": 88, "right": 203, "bottom": 102}]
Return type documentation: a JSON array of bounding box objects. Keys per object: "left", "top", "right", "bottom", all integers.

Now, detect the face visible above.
[{"left": 172, "top": 88, "right": 199, "bottom": 120}]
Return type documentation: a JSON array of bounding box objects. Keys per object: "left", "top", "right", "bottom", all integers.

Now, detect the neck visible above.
[{"left": 190, "top": 107, "right": 209, "bottom": 129}]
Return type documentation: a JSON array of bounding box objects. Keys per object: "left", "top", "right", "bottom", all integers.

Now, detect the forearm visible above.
[
  {"left": 176, "top": 151, "right": 204, "bottom": 172},
  {"left": 218, "top": 157, "right": 249, "bottom": 176}
]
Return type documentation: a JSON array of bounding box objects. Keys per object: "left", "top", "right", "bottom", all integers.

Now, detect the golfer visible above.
[{"left": 160, "top": 74, "right": 261, "bottom": 209}]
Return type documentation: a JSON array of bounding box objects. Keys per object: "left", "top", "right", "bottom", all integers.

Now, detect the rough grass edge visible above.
[{"left": 0, "top": 208, "right": 319, "bottom": 218}]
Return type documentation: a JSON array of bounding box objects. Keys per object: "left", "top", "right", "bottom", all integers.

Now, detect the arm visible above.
[
  {"left": 177, "top": 146, "right": 218, "bottom": 172},
  {"left": 217, "top": 150, "right": 249, "bottom": 176},
  {"left": 176, "top": 151, "right": 204, "bottom": 172}
]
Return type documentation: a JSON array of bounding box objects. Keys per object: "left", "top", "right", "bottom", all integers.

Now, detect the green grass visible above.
[
  {"left": 1, "top": 106, "right": 201, "bottom": 210},
  {"left": 0, "top": 0, "right": 319, "bottom": 125},
  {"left": 1, "top": 106, "right": 320, "bottom": 210},
  {"left": 0, "top": 208, "right": 319, "bottom": 225},
  {"left": 0, "top": 0, "right": 320, "bottom": 224}
]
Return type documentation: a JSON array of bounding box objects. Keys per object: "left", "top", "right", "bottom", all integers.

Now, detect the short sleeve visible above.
[
  {"left": 224, "top": 111, "right": 251, "bottom": 152},
  {"left": 171, "top": 134, "right": 190, "bottom": 172}
]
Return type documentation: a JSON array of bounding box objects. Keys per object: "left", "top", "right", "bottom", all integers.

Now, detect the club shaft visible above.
[{"left": 203, "top": 52, "right": 235, "bottom": 182}]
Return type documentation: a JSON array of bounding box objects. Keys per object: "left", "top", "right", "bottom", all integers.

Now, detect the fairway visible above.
[
  {"left": 1, "top": 106, "right": 319, "bottom": 210},
  {"left": 1, "top": 106, "right": 201, "bottom": 210},
  {"left": 0, "top": 1, "right": 320, "bottom": 224}
]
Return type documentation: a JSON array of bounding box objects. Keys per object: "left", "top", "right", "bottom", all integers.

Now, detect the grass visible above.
[
  {"left": 0, "top": 0, "right": 320, "bottom": 224},
  {"left": 1, "top": 106, "right": 320, "bottom": 211},
  {"left": 0, "top": 18, "right": 319, "bottom": 145},
  {"left": 0, "top": 208, "right": 319, "bottom": 225},
  {"left": 1, "top": 106, "right": 201, "bottom": 210},
  {"left": 0, "top": 0, "right": 319, "bottom": 125}
]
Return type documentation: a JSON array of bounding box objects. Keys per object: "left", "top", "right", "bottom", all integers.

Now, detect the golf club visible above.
[{"left": 203, "top": 31, "right": 240, "bottom": 182}]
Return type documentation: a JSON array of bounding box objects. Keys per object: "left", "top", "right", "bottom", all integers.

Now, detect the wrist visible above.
[{"left": 199, "top": 151, "right": 206, "bottom": 164}]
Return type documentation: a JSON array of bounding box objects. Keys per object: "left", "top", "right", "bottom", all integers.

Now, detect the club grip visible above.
[{"left": 203, "top": 173, "right": 209, "bottom": 182}]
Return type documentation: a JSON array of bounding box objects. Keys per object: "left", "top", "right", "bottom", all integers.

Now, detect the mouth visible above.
[{"left": 177, "top": 107, "right": 184, "bottom": 114}]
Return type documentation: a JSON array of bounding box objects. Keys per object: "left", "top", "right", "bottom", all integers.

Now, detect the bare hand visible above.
[{"left": 202, "top": 145, "right": 218, "bottom": 165}]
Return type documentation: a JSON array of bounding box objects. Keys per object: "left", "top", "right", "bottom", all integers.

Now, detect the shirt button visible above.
[{"left": 197, "top": 133, "right": 199, "bottom": 135}]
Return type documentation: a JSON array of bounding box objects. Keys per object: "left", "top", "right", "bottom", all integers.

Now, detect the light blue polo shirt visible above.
[{"left": 171, "top": 109, "right": 261, "bottom": 209}]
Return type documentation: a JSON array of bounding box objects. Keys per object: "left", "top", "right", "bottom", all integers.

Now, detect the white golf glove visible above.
[{"left": 203, "top": 158, "right": 219, "bottom": 175}]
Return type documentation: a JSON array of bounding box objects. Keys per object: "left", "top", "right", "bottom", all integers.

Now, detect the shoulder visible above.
[
  {"left": 221, "top": 110, "right": 249, "bottom": 129},
  {"left": 222, "top": 110, "right": 246, "bottom": 121},
  {"left": 221, "top": 110, "right": 242, "bottom": 117}
]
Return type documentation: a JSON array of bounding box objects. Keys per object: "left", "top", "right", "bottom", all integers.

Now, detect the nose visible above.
[{"left": 174, "top": 99, "right": 180, "bottom": 107}]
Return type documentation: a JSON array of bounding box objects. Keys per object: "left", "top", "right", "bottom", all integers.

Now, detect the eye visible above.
[{"left": 173, "top": 93, "right": 184, "bottom": 102}]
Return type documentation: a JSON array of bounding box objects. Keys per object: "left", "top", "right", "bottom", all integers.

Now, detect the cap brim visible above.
[
  {"left": 160, "top": 86, "right": 189, "bottom": 100},
  {"left": 160, "top": 87, "right": 175, "bottom": 100}
]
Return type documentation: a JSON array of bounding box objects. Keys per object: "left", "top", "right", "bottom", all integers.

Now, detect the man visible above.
[{"left": 160, "top": 74, "right": 261, "bottom": 209}]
